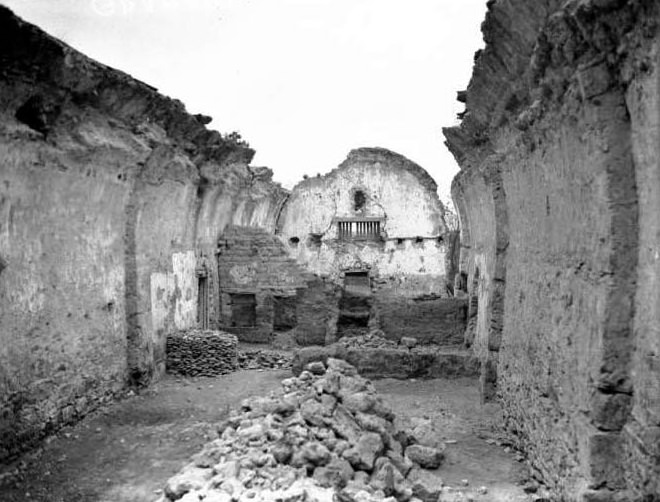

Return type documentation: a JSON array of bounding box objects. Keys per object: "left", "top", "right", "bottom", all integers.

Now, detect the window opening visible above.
[{"left": 353, "top": 190, "right": 366, "bottom": 211}]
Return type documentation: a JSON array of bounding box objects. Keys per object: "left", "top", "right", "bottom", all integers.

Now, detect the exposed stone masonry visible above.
[
  {"left": 216, "top": 226, "right": 310, "bottom": 343},
  {"left": 291, "top": 337, "right": 478, "bottom": 381}
]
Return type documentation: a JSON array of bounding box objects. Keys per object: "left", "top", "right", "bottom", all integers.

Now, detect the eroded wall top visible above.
[{"left": 278, "top": 147, "right": 446, "bottom": 239}]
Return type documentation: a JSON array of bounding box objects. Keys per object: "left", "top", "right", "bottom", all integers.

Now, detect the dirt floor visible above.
[
  {"left": 374, "top": 378, "right": 538, "bottom": 501},
  {"left": 0, "top": 370, "right": 540, "bottom": 502}
]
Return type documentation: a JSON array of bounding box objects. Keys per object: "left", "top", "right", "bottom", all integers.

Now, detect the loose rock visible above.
[
  {"left": 405, "top": 445, "right": 445, "bottom": 469},
  {"left": 407, "top": 467, "right": 443, "bottom": 502},
  {"left": 157, "top": 358, "right": 450, "bottom": 502}
]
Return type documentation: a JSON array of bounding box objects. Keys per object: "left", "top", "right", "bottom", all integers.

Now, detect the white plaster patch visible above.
[
  {"left": 150, "top": 250, "right": 197, "bottom": 335},
  {"left": 173, "top": 251, "right": 197, "bottom": 329}
]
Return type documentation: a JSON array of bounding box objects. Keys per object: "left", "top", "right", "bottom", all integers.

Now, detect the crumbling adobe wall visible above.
[
  {"left": 216, "top": 226, "right": 310, "bottom": 343},
  {"left": 294, "top": 276, "right": 340, "bottom": 347},
  {"left": 0, "top": 7, "right": 286, "bottom": 461},
  {"left": 622, "top": 9, "right": 660, "bottom": 495},
  {"left": 373, "top": 290, "right": 467, "bottom": 346},
  {"left": 450, "top": 168, "right": 499, "bottom": 380},
  {"left": 444, "top": 0, "right": 659, "bottom": 500},
  {"left": 146, "top": 164, "right": 287, "bottom": 373},
  {"left": 277, "top": 148, "right": 449, "bottom": 293}
]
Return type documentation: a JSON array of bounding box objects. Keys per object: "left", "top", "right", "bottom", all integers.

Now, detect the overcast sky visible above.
[{"left": 3, "top": 0, "right": 486, "bottom": 200}]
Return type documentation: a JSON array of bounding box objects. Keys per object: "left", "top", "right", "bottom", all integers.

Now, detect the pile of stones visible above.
[
  {"left": 157, "top": 358, "right": 446, "bottom": 502},
  {"left": 238, "top": 350, "right": 292, "bottom": 371},
  {"left": 167, "top": 330, "right": 238, "bottom": 377},
  {"left": 335, "top": 331, "right": 419, "bottom": 351}
]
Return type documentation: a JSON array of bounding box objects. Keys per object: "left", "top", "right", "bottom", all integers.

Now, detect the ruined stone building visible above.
[
  {"left": 1, "top": 1, "right": 659, "bottom": 500},
  {"left": 0, "top": 6, "right": 460, "bottom": 464},
  {"left": 210, "top": 148, "right": 462, "bottom": 346},
  {"left": 276, "top": 148, "right": 464, "bottom": 345}
]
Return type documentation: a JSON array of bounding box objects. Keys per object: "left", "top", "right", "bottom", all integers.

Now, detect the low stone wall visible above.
[
  {"left": 292, "top": 346, "right": 478, "bottom": 380},
  {"left": 373, "top": 291, "right": 467, "bottom": 346},
  {"left": 166, "top": 330, "right": 238, "bottom": 377}
]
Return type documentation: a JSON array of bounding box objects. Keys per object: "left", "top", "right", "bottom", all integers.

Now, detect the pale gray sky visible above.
[{"left": 3, "top": 0, "right": 486, "bottom": 199}]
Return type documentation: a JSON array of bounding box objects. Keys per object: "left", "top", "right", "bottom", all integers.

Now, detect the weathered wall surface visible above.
[
  {"left": 451, "top": 169, "right": 499, "bottom": 371},
  {"left": 0, "top": 114, "right": 130, "bottom": 460},
  {"left": 216, "top": 226, "right": 310, "bottom": 342},
  {"left": 294, "top": 276, "right": 340, "bottom": 347},
  {"left": 444, "top": 1, "right": 659, "bottom": 500},
  {"left": 622, "top": 14, "right": 660, "bottom": 496},
  {"left": 144, "top": 163, "right": 287, "bottom": 374},
  {"left": 277, "top": 148, "right": 449, "bottom": 292},
  {"left": 373, "top": 289, "right": 467, "bottom": 346},
  {"left": 0, "top": 8, "right": 286, "bottom": 460}
]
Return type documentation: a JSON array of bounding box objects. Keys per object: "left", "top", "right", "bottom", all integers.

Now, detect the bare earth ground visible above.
[{"left": 0, "top": 371, "right": 537, "bottom": 502}]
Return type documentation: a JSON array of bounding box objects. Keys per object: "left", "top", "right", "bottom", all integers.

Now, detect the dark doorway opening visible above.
[
  {"left": 273, "top": 296, "right": 297, "bottom": 331},
  {"left": 338, "top": 271, "right": 372, "bottom": 337},
  {"left": 353, "top": 190, "right": 366, "bottom": 211},
  {"left": 230, "top": 293, "right": 256, "bottom": 327},
  {"left": 337, "top": 290, "right": 372, "bottom": 337},
  {"left": 197, "top": 277, "right": 209, "bottom": 329}
]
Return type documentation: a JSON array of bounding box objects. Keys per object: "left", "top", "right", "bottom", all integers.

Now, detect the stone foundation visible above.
[{"left": 292, "top": 346, "right": 478, "bottom": 381}]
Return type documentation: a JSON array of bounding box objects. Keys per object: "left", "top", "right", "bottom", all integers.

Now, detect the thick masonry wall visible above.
[
  {"left": 0, "top": 7, "right": 286, "bottom": 461},
  {"left": 217, "top": 226, "right": 310, "bottom": 343},
  {"left": 623, "top": 20, "right": 660, "bottom": 495},
  {"left": 444, "top": 1, "right": 659, "bottom": 499},
  {"left": 0, "top": 119, "right": 130, "bottom": 460}
]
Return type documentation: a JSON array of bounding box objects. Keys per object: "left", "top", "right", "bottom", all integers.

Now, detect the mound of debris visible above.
[
  {"left": 335, "top": 331, "right": 423, "bottom": 351},
  {"left": 238, "top": 349, "right": 292, "bottom": 371},
  {"left": 335, "top": 330, "right": 399, "bottom": 349},
  {"left": 157, "top": 358, "right": 446, "bottom": 502},
  {"left": 167, "top": 330, "right": 239, "bottom": 377}
]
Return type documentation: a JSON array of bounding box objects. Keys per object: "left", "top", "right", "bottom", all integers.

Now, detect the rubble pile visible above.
[
  {"left": 238, "top": 350, "right": 292, "bottom": 371},
  {"left": 336, "top": 331, "right": 398, "bottom": 349},
  {"left": 157, "top": 358, "right": 446, "bottom": 502},
  {"left": 336, "top": 331, "right": 420, "bottom": 351},
  {"left": 167, "top": 331, "right": 239, "bottom": 377}
]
